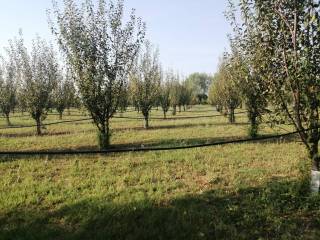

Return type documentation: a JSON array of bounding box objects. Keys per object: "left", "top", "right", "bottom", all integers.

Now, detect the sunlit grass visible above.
[{"left": 0, "top": 106, "right": 319, "bottom": 240}]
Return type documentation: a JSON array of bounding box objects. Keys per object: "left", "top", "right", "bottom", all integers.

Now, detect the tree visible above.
[
  {"left": 237, "top": 0, "right": 320, "bottom": 192},
  {"left": 225, "top": 1, "right": 269, "bottom": 137},
  {"left": 168, "top": 72, "right": 181, "bottom": 116},
  {"left": 130, "top": 42, "right": 161, "bottom": 128},
  {"left": 208, "top": 78, "right": 224, "bottom": 113},
  {"left": 209, "top": 56, "right": 241, "bottom": 123},
  {"left": 12, "top": 35, "right": 58, "bottom": 135},
  {"left": 185, "top": 72, "right": 213, "bottom": 104},
  {"left": 118, "top": 82, "right": 129, "bottom": 113},
  {"left": 53, "top": 70, "right": 75, "bottom": 119},
  {"left": 0, "top": 53, "right": 17, "bottom": 126},
  {"left": 63, "top": 70, "right": 79, "bottom": 114},
  {"left": 50, "top": 0, "right": 145, "bottom": 149},
  {"left": 179, "top": 81, "right": 193, "bottom": 111},
  {"left": 159, "top": 74, "right": 171, "bottom": 119}
]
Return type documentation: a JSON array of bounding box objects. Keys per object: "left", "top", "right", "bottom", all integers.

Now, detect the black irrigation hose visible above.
[{"left": 0, "top": 128, "right": 303, "bottom": 156}]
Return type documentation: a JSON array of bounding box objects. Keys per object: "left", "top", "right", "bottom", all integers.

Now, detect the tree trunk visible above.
[
  {"left": 172, "top": 105, "right": 177, "bottom": 116},
  {"left": 36, "top": 117, "right": 42, "bottom": 135},
  {"left": 59, "top": 112, "right": 63, "bottom": 120},
  {"left": 98, "top": 120, "right": 110, "bottom": 150},
  {"left": 179, "top": 105, "right": 181, "bottom": 112},
  {"left": 248, "top": 110, "right": 258, "bottom": 138},
  {"left": 143, "top": 113, "right": 149, "bottom": 129},
  {"left": 5, "top": 114, "right": 11, "bottom": 126},
  {"left": 163, "top": 111, "right": 167, "bottom": 119},
  {"left": 228, "top": 108, "right": 235, "bottom": 123},
  {"left": 183, "top": 105, "right": 186, "bottom": 111}
]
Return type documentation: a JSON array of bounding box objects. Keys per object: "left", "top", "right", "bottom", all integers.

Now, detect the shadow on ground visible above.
[
  {"left": 0, "top": 179, "right": 319, "bottom": 240},
  {"left": 0, "top": 131, "right": 72, "bottom": 138},
  {"left": 113, "top": 122, "right": 250, "bottom": 132},
  {"left": 0, "top": 121, "right": 247, "bottom": 138}
]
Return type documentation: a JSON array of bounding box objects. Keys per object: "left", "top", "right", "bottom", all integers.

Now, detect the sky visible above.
[{"left": 0, "top": 0, "right": 232, "bottom": 76}]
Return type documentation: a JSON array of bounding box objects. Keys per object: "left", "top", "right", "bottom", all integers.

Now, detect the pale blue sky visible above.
[{"left": 0, "top": 0, "right": 232, "bottom": 75}]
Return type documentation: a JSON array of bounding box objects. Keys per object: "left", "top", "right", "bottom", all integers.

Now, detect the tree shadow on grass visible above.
[
  {"left": 0, "top": 122, "right": 254, "bottom": 139},
  {"left": 1, "top": 178, "right": 319, "bottom": 240},
  {"left": 113, "top": 122, "right": 250, "bottom": 132},
  {"left": 0, "top": 131, "right": 73, "bottom": 138}
]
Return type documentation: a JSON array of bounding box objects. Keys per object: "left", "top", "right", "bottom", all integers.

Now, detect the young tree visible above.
[
  {"left": 225, "top": 0, "right": 269, "bottom": 138},
  {"left": 12, "top": 35, "right": 58, "bottom": 135},
  {"left": 130, "top": 42, "right": 161, "bottom": 128},
  {"left": 238, "top": 0, "right": 320, "bottom": 192},
  {"left": 118, "top": 82, "right": 129, "bottom": 113},
  {"left": 63, "top": 71, "right": 79, "bottom": 115},
  {"left": 50, "top": 0, "right": 145, "bottom": 148},
  {"left": 53, "top": 70, "right": 75, "bottom": 119},
  {"left": 208, "top": 77, "right": 224, "bottom": 113},
  {"left": 209, "top": 56, "right": 241, "bottom": 123},
  {"left": 0, "top": 54, "right": 17, "bottom": 126},
  {"left": 168, "top": 72, "right": 181, "bottom": 116},
  {"left": 185, "top": 72, "right": 213, "bottom": 104},
  {"left": 159, "top": 74, "right": 171, "bottom": 119},
  {"left": 179, "top": 81, "right": 193, "bottom": 111},
  {"left": 15, "top": 86, "right": 28, "bottom": 116}
]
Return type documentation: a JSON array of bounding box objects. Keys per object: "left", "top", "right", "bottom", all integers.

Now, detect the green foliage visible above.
[
  {"left": 158, "top": 78, "right": 171, "bottom": 119},
  {"left": 185, "top": 72, "right": 213, "bottom": 103},
  {"left": 178, "top": 82, "right": 193, "bottom": 111},
  {"left": 232, "top": 0, "right": 320, "bottom": 180},
  {"left": 167, "top": 71, "right": 181, "bottom": 115},
  {"left": 209, "top": 56, "right": 241, "bottom": 123},
  {"left": 53, "top": 70, "right": 77, "bottom": 119},
  {"left": 129, "top": 42, "right": 161, "bottom": 128},
  {"left": 50, "top": 0, "right": 146, "bottom": 148},
  {"left": 0, "top": 54, "right": 17, "bottom": 125},
  {"left": 9, "top": 35, "right": 58, "bottom": 135}
]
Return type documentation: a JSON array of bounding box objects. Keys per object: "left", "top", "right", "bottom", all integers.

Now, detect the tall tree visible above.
[
  {"left": 130, "top": 42, "right": 161, "bottom": 128},
  {"left": 238, "top": 0, "right": 320, "bottom": 192},
  {"left": 226, "top": 1, "right": 269, "bottom": 137},
  {"left": 12, "top": 35, "right": 58, "bottom": 135},
  {"left": 50, "top": 0, "right": 145, "bottom": 148}
]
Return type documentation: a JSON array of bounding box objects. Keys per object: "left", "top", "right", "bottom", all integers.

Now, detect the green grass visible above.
[{"left": 0, "top": 106, "right": 319, "bottom": 240}]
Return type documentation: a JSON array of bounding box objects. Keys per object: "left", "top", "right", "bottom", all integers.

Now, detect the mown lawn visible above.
[{"left": 0, "top": 106, "right": 319, "bottom": 240}]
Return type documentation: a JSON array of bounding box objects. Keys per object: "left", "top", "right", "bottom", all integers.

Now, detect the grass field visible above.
[{"left": 0, "top": 106, "right": 320, "bottom": 240}]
